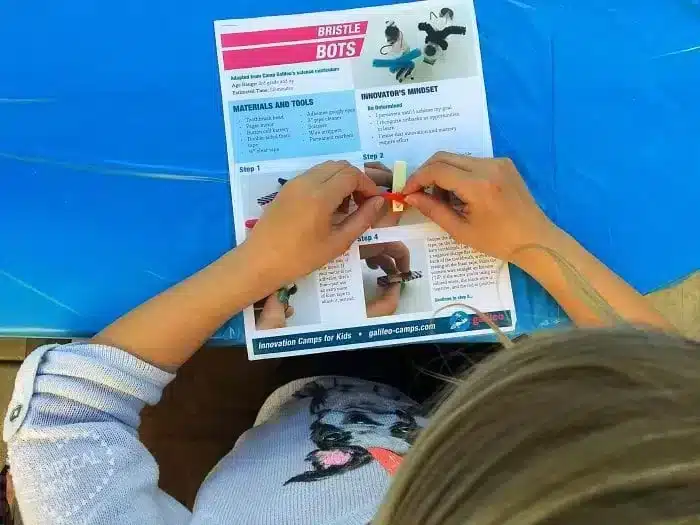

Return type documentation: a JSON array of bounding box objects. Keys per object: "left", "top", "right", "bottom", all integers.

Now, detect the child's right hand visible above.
[{"left": 404, "top": 152, "right": 561, "bottom": 263}]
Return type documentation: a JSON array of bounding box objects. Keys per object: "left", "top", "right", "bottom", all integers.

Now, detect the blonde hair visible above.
[{"left": 376, "top": 328, "right": 700, "bottom": 524}]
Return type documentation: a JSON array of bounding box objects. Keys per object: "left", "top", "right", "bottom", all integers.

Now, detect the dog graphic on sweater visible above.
[{"left": 285, "top": 378, "right": 425, "bottom": 484}]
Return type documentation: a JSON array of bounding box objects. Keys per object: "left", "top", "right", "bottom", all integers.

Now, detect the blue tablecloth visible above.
[{"left": 1, "top": 0, "right": 698, "bottom": 342}]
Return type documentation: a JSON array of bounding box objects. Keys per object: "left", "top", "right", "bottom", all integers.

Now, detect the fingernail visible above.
[
  {"left": 404, "top": 194, "right": 417, "bottom": 206},
  {"left": 370, "top": 196, "right": 385, "bottom": 210}
]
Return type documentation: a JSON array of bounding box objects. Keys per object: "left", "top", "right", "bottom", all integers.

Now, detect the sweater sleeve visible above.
[{"left": 2, "top": 343, "right": 191, "bottom": 525}]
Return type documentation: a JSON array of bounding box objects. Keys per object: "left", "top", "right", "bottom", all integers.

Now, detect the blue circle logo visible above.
[{"left": 449, "top": 311, "right": 470, "bottom": 332}]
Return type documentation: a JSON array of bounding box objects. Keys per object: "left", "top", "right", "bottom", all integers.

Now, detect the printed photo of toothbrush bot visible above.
[
  {"left": 371, "top": 21, "right": 421, "bottom": 83},
  {"left": 418, "top": 8, "right": 466, "bottom": 65},
  {"left": 353, "top": 3, "right": 478, "bottom": 89}
]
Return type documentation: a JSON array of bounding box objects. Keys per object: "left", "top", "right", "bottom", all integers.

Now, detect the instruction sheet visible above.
[{"left": 215, "top": 0, "right": 516, "bottom": 359}]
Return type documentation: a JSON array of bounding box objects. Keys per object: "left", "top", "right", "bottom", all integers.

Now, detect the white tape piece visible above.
[{"left": 392, "top": 160, "right": 407, "bottom": 212}]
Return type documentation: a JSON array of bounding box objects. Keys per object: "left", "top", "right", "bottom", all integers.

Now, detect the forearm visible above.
[
  {"left": 92, "top": 242, "right": 285, "bottom": 370},
  {"left": 4, "top": 343, "right": 190, "bottom": 524},
  {"left": 513, "top": 228, "right": 673, "bottom": 330},
  {"left": 90, "top": 161, "right": 385, "bottom": 370}
]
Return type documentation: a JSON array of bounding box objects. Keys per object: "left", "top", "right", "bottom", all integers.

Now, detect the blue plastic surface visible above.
[{"left": 1, "top": 1, "right": 698, "bottom": 343}]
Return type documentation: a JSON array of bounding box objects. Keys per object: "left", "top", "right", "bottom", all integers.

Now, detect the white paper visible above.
[{"left": 215, "top": 0, "right": 517, "bottom": 359}]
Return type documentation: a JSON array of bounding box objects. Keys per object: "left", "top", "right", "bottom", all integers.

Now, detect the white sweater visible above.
[{"left": 3, "top": 343, "right": 425, "bottom": 524}]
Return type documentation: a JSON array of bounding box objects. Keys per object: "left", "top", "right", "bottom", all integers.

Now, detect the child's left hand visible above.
[{"left": 245, "top": 161, "right": 385, "bottom": 287}]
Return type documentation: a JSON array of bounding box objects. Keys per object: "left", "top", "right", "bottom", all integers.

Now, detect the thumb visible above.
[
  {"left": 405, "top": 192, "right": 468, "bottom": 239},
  {"left": 334, "top": 196, "right": 385, "bottom": 244},
  {"left": 257, "top": 294, "right": 287, "bottom": 330},
  {"left": 366, "top": 283, "right": 401, "bottom": 318}
]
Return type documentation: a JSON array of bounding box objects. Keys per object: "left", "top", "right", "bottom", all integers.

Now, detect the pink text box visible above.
[
  {"left": 223, "top": 38, "right": 365, "bottom": 70},
  {"left": 221, "top": 22, "right": 368, "bottom": 48}
]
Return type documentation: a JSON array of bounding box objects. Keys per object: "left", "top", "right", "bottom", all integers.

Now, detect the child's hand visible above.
[
  {"left": 364, "top": 161, "right": 394, "bottom": 189},
  {"left": 360, "top": 161, "right": 402, "bottom": 229},
  {"left": 246, "top": 161, "right": 385, "bottom": 285},
  {"left": 404, "top": 153, "right": 559, "bottom": 262}
]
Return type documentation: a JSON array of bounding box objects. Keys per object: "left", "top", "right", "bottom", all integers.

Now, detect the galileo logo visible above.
[{"left": 449, "top": 311, "right": 470, "bottom": 332}]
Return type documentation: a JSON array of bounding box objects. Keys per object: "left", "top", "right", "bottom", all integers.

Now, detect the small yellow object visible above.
[{"left": 392, "top": 160, "right": 407, "bottom": 212}]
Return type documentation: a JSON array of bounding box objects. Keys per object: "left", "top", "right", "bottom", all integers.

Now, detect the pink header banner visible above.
[
  {"left": 223, "top": 38, "right": 365, "bottom": 70},
  {"left": 221, "top": 22, "right": 368, "bottom": 48}
]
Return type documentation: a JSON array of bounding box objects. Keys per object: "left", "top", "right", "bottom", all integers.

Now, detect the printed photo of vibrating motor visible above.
[
  {"left": 418, "top": 8, "right": 467, "bottom": 66},
  {"left": 251, "top": 270, "right": 322, "bottom": 331},
  {"left": 361, "top": 239, "right": 433, "bottom": 318},
  {"left": 254, "top": 283, "right": 298, "bottom": 330}
]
